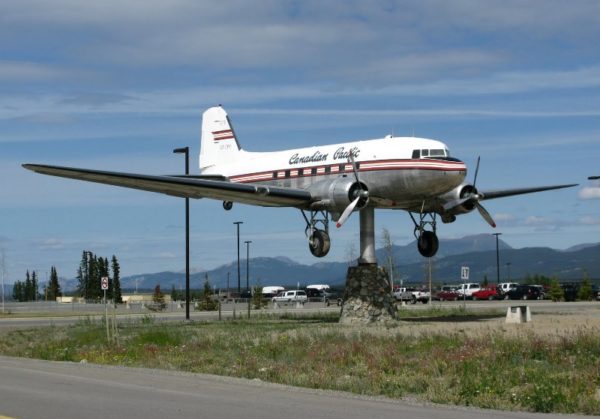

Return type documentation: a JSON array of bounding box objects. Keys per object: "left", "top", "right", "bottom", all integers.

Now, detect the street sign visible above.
[
  {"left": 101, "top": 276, "right": 109, "bottom": 290},
  {"left": 461, "top": 266, "right": 470, "bottom": 281}
]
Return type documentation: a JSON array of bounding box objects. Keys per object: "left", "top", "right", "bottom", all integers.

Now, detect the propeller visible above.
[
  {"left": 443, "top": 156, "right": 496, "bottom": 228},
  {"left": 336, "top": 154, "right": 369, "bottom": 228}
]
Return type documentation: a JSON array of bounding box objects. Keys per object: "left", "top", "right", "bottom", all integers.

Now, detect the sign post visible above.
[
  {"left": 460, "top": 266, "right": 469, "bottom": 307},
  {"left": 101, "top": 276, "right": 109, "bottom": 342}
]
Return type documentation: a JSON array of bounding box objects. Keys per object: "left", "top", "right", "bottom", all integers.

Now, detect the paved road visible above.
[{"left": 0, "top": 356, "right": 589, "bottom": 419}]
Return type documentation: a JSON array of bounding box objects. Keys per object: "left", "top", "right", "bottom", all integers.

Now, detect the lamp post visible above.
[
  {"left": 245, "top": 240, "right": 252, "bottom": 292},
  {"left": 233, "top": 221, "right": 243, "bottom": 293},
  {"left": 173, "top": 146, "right": 190, "bottom": 320},
  {"left": 493, "top": 233, "right": 502, "bottom": 284}
]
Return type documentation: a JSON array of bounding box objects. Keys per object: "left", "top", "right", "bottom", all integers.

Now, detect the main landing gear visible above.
[
  {"left": 302, "top": 209, "right": 331, "bottom": 257},
  {"left": 410, "top": 211, "right": 439, "bottom": 258}
]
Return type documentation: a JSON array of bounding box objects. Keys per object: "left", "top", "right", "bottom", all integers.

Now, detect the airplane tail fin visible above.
[{"left": 199, "top": 106, "right": 242, "bottom": 171}]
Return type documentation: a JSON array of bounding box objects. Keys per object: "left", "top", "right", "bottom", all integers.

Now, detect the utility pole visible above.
[
  {"left": 173, "top": 146, "right": 191, "bottom": 320},
  {"left": 233, "top": 221, "right": 243, "bottom": 293},
  {"left": 245, "top": 240, "right": 252, "bottom": 291},
  {"left": 493, "top": 233, "right": 502, "bottom": 284}
]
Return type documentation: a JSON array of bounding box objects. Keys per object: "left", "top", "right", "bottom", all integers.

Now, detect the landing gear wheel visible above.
[
  {"left": 417, "top": 231, "right": 439, "bottom": 258},
  {"left": 308, "top": 229, "right": 331, "bottom": 258},
  {"left": 223, "top": 201, "right": 233, "bottom": 211}
]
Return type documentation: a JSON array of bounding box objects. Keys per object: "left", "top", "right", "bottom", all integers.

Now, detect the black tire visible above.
[
  {"left": 417, "top": 231, "right": 439, "bottom": 258},
  {"left": 308, "top": 229, "right": 331, "bottom": 257}
]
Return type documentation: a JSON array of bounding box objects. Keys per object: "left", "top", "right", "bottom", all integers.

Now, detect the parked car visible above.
[
  {"left": 456, "top": 283, "right": 481, "bottom": 299},
  {"left": 498, "top": 282, "right": 519, "bottom": 298},
  {"left": 393, "top": 287, "right": 430, "bottom": 304},
  {"left": 593, "top": 285, "right": 600, "bottom": 301},
  {"left": 272, "top": 290, "right": 308, "bottom": 304},
  {"left": 472, "top": 286, "right": 501, "bottom": 301},
  {"left": 530, "top": 285, "right": 548, "bottom": 300},
  {"left": 434, "top": 286, "right": 460, "bottom": 301},
  {"left": 506, "top": 285, "right": 542, "bottom": 300},
  {"left": 561, "top": 283, "right": 579, "bottom": 302},
  {"left": 305, "top": 288, "right": 342, "bottom": 306}
]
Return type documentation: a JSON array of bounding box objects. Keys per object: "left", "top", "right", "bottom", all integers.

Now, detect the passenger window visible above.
[
  {"left": 298, "top": 168, "right": 304, "bottom": 176},
  {"left": 325, "top": 166, "right": 331, "bottom": 174},
  {"left": 421, "top": 149, "right": 429, "bottom": 157},
  {"left": 285, "top": 170, "right": 291, "bottom": 178},
  {"left": 412, "top": 150, "right": 420, "bottom": 159},
  {"left": 311, "top": 167, "right": 317, "bottom": 175},
  {"left": 272, "top": 171, "right": 278, "bottom": 179},
  {"left": 339, "top": 164, "right": 345, "bottom": 172}
]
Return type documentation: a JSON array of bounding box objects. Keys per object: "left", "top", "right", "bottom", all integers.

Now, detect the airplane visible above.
[{"left": 23, "top": 105, "right": 577, "bottom": 265}]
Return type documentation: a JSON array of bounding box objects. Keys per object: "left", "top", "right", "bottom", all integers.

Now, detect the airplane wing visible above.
[
  {"left": 479, "top": 184, "right": 578, "bottom": 200},
  {"left": 22, "top": 164, "right": 313, "bottom": 208}
]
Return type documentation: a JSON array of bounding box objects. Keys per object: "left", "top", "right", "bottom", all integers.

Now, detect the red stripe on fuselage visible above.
[{"left": 228, "top": 158, "right": 465, "bottom": 184}]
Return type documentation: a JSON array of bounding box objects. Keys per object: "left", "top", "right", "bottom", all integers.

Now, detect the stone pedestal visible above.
[{"left": 339, "top": 265, "right": 397, "bottom": 324}]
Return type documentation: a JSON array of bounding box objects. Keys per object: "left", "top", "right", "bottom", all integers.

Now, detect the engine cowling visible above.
[
  {"left": 308, "top": 177, "right": 369, "bottom": 221},
  {"left": 438, "top": 182, "right": 478, "bottom": 223}
]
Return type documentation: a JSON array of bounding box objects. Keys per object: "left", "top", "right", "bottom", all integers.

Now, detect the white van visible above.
[{"left": 456, "top": 283, "right": 481, "bottom": 298}]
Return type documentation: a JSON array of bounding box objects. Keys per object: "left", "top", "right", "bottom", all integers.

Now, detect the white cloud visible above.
[
  {"left": 579, "top": 216, "right": 600, "bottom": 225},
  {"left": 523, "top": 215, "right": 553, "bottom": 226},
  {"left": 0, "top": 60, "right": 67, "bottom": 81},
  {"left": 579, "top": 187, "right": 600, "bottom": 200}
]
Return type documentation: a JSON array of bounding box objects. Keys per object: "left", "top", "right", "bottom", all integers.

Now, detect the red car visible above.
[
  {"left": 434, "top": 288, "right": 460, "bottom": 301},
  {"left": 472, "top": 286, "right": 500, "bottom": 301}
]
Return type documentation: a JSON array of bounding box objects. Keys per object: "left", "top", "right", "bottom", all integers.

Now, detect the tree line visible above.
[
  {"left": 77, "top": 251, "right": 123, "bottom": 303},
  {"left": 12, "top": 266, "right": 61, "bottom": 302},
  {"left": 12, "top": 251, "right": 123, "bottom": 303}
]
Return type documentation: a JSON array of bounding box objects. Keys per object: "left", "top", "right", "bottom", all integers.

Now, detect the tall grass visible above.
[{"left": 0, "top": 316, "right": 598, "bottom": 414}]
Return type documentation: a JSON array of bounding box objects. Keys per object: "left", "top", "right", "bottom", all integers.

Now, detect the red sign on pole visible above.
[{"left": 101, "top": 276, "right": 109, "bottom": 290}]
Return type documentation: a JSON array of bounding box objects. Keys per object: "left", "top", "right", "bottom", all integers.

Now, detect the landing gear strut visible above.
[
  {"left": 410, "top": 211, "right": 439, "bottom": 258},
  {"left": 301, "top": 209, "right": 331, "bottom": 257}
]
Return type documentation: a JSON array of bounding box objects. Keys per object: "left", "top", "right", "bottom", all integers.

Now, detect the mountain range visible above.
[{"left": 116, "top": 234, "right": 599, "bottom": 291}]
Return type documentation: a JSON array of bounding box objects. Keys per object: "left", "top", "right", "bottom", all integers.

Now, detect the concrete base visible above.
[
  {"left": 339, "top": 264, "right": 397, "bottom": 324},
  {"left": 505, "top": 305, "right": 532, "bottom": 323}
]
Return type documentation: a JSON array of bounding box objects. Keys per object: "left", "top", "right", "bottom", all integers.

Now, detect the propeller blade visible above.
[
  {"left": 475, "top": 202, "right": 496, "bottom": 228},
  {"left": 348, "top": 153, "right": 361, "bottom": 185},
  {"left": 336, "top": 196, "right": 361, "bottom": 228},
  {"left": 473, "top": 156, "right": 481, "bottom": 187}
]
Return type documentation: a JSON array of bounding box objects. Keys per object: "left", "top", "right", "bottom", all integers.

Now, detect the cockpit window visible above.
[{"left": 413, "top": 148, "right": 449, "bottom": 159}]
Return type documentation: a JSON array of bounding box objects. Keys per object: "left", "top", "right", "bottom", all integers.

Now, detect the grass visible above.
[{"left": 0, "top": 312, "right": 599, "bottom": 414}]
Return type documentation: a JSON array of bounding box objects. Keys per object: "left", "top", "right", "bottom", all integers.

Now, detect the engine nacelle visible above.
[
  {"left": 438, "top": 182, "right": 478, "bottom": 223},
  {"left": 308, "top": 177, "right": 369, "bottom": 220}
]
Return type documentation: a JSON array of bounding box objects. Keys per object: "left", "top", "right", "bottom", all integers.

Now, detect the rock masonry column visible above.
[{"left": 339, "top": 264, "right": 397, "bottom": 324}]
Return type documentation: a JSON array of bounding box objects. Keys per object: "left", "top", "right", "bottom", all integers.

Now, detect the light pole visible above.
[
  {"left": 493, "top": 233, "right": 502, "bottom": 284},
  {"left": 173, "top": 146, "right": 190, "bottom": 320},
  {"left": 245, "top": 240, "right": 252, "bottom": 292},
  {"left": 234, "top": 221, "right": 243, "bottom": 293}
]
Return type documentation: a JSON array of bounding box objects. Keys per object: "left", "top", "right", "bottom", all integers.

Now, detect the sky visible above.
[{"left": 1, "top": 0, "right": 600, "bottom": 282}]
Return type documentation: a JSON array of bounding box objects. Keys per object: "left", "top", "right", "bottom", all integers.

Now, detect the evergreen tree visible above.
[
  {"left": 151, "top": 285, "right": 166, "bottom": 311},
  {"left": 111, "top": 255, "right": 122, "bottom": 304},
  {"left": 548, "top": 278, "right": 564, "bottom": 302},
  {"left": 48, "top": 266, "right": 61, "bottom": 300},
  {"left": 252, "top": 279, "right": 264, "bottom": 309},
  {"left": 578, "top": 271, "right": 593, "bottom": 301},
  {"left": 199, "top": 274, "right": 217, "bottom": 311},
  {"left": 31, "top": 271, "right": 38, "bottom": 301},
  {"left": 24, "top": 270, "right": 32, "bottom": 301},
  {"left": 12, "top": 281, "right": 23, "bottom": 302}
]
